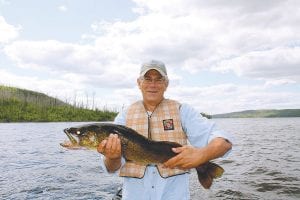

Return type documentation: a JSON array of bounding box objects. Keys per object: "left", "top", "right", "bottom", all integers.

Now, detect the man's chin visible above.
[{"left": 144, "top": 95, "right": 163, "bottom": 103}]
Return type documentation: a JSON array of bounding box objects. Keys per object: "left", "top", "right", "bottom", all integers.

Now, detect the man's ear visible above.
[
  {"left": 137, "top": 78, "right": 142, "bottom": 89},
  {"left": 165, "top": 79, "right": 169, "bottom": 88}
]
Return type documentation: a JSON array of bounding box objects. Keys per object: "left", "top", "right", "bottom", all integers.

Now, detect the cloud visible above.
[
  {"left": 115, "top": 83, "right": 300, "bottom": 114},
  {"left": 0, "top": 68, "right": 84, "bottom": 100},
  {"left": 58, "top": 5, "right": 68, "bottom": 12},
  {"left": 0, "top": 16, "right": 20, "bottom": 43},
  {"left": 264, "top": 79, "right": 297, "bottom": 87},
  {"left": 4, "top": 40, "right": 138, "bottom": 87},
  {"left": 4, "top": 40, "right": 102, "bottom": 73},
  {"left": 172, "top": 84, "right": 300, "bottom": 114},
  {"left": 212, "top": 47, "right": 300, "bottom": 82}
]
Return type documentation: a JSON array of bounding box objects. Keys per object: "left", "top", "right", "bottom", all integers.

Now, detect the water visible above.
[{"left": 0, "top": 118, "right": 299, "bottom": 200}]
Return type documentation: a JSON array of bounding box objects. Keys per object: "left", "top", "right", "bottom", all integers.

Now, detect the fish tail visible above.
[{"left": 195, "top": 162, "right": 224, "bottom": 189}]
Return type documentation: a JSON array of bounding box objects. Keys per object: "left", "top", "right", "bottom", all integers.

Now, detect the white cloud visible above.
[
  {"left": 5, "top": 40, "right": 94, "bottom": 72},
  {"left": 114, "top": 83, "right": 300, "bottom": 114},
  {"left": 58, "top": 5, "right": 68, "bottom": 12},
  {"left": 0, "top": 16, "right": 20, "bottom": 43},
  {"left": 176, "top": 84, "right": 300, "bottom": 114},
  {"left": 264, "top": 79, "right": 297, "bottom": 87},
  {"left": 212, "top": 47, "right": 300, "bottom": 82},
  {"left": 0, "top": 69, "right": 84, "bottom": 100},
  {"left": 3, "top": 40, "right": 138, "bottom": 87}
]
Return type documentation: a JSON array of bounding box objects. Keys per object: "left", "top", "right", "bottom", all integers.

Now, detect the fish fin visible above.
[{"left": 195, "top": 162, "right": 224, "bottom": 189}]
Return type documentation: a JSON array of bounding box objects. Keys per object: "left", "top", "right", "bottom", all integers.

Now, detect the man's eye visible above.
[{"left": 142, "top": 77, "right": 165, "bottom": 84}]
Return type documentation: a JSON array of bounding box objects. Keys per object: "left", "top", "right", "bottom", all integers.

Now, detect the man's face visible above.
[{"left": 137, "top": 69, "right": 168, "bottom": 105}]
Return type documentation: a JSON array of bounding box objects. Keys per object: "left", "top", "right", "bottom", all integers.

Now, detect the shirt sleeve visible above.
[
  {"left": 180, "top": 103, "right": 233, "bottom": 153},
  {"left": 114, "top": 108, "right": 127, "bottom": 125}
]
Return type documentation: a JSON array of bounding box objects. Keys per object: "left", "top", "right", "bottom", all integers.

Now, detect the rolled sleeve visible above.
[
  {"left": 207, "top": 123, "right": 234, "bottom": 144},
  {"left": 180, "top": 104, "right": 233, "bottom": 152},
  {"left": 99, "top": 154, "right": 126, "bottom": 175}
]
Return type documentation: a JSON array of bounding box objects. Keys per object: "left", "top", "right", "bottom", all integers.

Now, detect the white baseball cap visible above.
[{"left": 140, "top": 60, "right": 168, "bottom": 77}]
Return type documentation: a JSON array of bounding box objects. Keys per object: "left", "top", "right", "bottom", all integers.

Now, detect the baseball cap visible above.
[{"left": 140, "top": 60, "right": 168, "bottom": 77}]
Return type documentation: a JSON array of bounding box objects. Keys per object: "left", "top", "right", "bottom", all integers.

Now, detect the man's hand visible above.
[
  {"left": 163, "top": 138, "right": 232, "bottom": 170},
  {"left": 97, "top": 133, "right": 121, "bottom": 159},
  {"left": 97, "top": 134, "right": 122, "bottom": 172},
  {"left": 163, "top": 146, "right": 207, "bottom": 170}
]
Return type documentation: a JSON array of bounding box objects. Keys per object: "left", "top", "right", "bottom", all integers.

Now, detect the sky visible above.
[{"left": 0, "top": 0, "right": 299, "bottom": 114}]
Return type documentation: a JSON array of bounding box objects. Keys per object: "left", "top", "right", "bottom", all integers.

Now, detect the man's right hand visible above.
[{"left": 97, "top": 134, "right": 122, "bottom": 172}]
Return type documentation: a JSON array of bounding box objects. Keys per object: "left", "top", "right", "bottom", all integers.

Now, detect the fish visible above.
[{"left": 60, "top": 122, "right": 224, "bottom": 189}]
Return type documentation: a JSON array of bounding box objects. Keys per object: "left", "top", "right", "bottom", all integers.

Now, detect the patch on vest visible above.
[{"left": 163, "top": 119, "right": 174, "bottom": 130}]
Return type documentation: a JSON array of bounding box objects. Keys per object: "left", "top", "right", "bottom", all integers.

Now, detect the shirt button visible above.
[{"left": 152, "top": 186, "right": 154, "bottom": 189}]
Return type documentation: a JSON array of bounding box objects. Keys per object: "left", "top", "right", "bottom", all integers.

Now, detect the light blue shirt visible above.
[{"left": 99, "top": 103, "right": 232, "bottom": 200}]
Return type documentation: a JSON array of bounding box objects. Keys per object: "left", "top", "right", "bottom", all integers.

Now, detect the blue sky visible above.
[{"left": 0, "top": 0, "right": 299, "bottom": 114}]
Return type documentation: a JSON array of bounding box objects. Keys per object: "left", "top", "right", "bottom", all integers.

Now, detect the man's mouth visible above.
[{"left": 147, "top": 90, "right": 158, "bottom": 93}]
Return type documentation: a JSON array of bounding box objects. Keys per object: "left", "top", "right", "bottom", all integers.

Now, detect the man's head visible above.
[{"left": 137, "top": 60, "right": 169, "bottom": 107}]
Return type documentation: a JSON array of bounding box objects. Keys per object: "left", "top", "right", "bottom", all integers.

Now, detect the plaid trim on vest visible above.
[{"left": 119, "top": 99, "right": 188, "bottom": 178}]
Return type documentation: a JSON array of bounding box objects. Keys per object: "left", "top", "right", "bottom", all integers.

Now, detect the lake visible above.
[{"left": 0, "top": 118, "right": 299, "bottom": 200}]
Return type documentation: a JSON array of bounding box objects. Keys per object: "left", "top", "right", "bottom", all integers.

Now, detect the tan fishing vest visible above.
[{"left": 119, "top": 99, "right": 188, "bottom": 178}]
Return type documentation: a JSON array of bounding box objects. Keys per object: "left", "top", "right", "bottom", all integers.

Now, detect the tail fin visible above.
[{"left": 195, "top": 162, "right": 224, "bottom": 189}]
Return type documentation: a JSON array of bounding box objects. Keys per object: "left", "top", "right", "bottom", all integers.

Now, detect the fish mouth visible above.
[
  {"left": 60, "top": 128, "right": 79, "bottom": 148},
  {"left": 64, "top": 128, "right": 79, "bottom": 144}
]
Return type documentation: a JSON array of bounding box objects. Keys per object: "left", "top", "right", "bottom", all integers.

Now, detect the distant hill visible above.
[
  {"left": 212, "top": 109, "right": 300, "bottom": 118},
  {"left": 0, "top": 85, "right": 117, "bottom": 122},
  {"left": 0, "top": 85, "right": 68, "bottom": 107}
]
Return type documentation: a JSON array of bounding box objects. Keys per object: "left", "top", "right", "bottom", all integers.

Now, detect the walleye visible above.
[{"left": 60, "top": 123, "right": 224, "bottom": 189}]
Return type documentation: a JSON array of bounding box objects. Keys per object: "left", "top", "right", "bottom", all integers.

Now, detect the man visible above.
[{"left": 97, "top": 60, "right": 232, "bottom": 200}]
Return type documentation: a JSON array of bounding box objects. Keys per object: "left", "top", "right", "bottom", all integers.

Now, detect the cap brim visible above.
[{"left": 140, "top": 67, "right": 167, "bottom": 77}]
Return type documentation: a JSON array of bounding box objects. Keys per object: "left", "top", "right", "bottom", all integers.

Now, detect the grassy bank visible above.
[{"left": 0, "top": 85, "right": 117, "bottom": 122}]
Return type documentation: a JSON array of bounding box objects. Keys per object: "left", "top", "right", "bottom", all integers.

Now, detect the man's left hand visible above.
[
  {"left": 163, "top": 146, "right": 207, "bottom": 170},
  {"left": 163, "top": 138, "right": 232, "bottom": 170}
]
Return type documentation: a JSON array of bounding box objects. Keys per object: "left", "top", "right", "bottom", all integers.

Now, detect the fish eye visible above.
[{"left": 76, "top": 131, "right": 81, "bottom": 135}]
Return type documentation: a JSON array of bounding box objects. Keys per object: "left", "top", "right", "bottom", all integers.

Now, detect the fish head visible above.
[{"left": 61, "top": 125, "right": 102, "bottom": 150}]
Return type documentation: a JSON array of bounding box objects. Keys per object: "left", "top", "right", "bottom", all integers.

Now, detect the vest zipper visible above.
[
  {"left": 147, "top": 112, "right": 152, "bottom": 139},
  {"left": 143, "top": 99, "right": 164, "bottom": 139}
]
